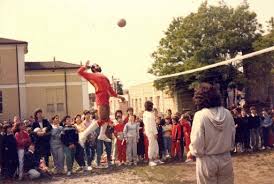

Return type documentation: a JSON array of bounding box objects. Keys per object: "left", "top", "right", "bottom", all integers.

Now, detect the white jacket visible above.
[
  {"left": 189, "top": 107, "right": 235, "bottom": 157},
  {"left": 143, "top": 111, "right": 158, "bottom": 137}
]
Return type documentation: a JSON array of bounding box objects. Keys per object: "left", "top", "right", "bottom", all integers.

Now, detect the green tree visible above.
[
  {"left": 243, "top": 17, "right": 274, "bottom": 106},
  {"left": 149, "top": 1, "right": 262, "bottom": 100}
]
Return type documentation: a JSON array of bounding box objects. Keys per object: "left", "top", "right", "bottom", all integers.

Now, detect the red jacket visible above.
[
  {"left": 15, "top": 130, "right": 31, "bottom": 149},
  {"left": 78, "top": 66, "right": 118, "bottom": 105},
  {"left": 171, "top": 124, "right": 182, "bottom": 141},
  {"left": 180, "top": 119, "right": 191, "bottom": 137}
]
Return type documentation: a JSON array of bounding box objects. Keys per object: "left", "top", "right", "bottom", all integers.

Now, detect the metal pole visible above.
[{"left": 15, "top": 45, "right": 21, "bottom": 118}]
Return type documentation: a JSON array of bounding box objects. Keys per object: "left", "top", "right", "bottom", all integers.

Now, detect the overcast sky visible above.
[{"left": 0, "top": 0, "right": 273, "bottom": 88}]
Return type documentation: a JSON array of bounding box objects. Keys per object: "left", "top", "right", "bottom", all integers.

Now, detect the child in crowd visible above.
[
  {"left": 50, "top": 115, "right": 64, "bottom": 174},
  {"left": 180, "top": 114, "right": 191, "bottom": 162},
  {"left": 73, "top": 114, "right": 87, "bottom": 171},
  {"left": 156, "top": 116, "right": 164, "bottom": 160},
  {"left": 114, "top": 116, "right": 126, "bottom": 165},
  {"left": 123, "top": 115, "right": 139, "bottom": 165},
  {"left": 171, "top": 116, "right": 182, "bottom": 160},
  {"left": 162, "top": 117, "right": 172, "bottom": 159},
  {"left": 61, "top": 116, "right": 79, "bottom": 176},
  {"left": 137, "top": 118, "right": 145, "bottom": 161},
  {"left": 82, "top": 110, "right": 96, "bottom": 171},
  {"left": 1, "top": 124, "right": 19, "bottom": 179},
  {"left": 24, "top": 144, "right": 51, "bottom": 180},
  {"left": 14, "top": 122, "right": 31, "bottom": 180}
]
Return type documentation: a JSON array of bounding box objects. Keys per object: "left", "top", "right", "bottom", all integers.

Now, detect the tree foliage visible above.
[{"left": 149, "top": 1, "right": 263, "bottom": 94}]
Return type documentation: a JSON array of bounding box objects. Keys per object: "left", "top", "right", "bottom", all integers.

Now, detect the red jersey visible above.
[{"left": 78, "top": 66, "right": 118, "bottom": 105}]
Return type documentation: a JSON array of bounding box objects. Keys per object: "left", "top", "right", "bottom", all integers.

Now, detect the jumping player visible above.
[{"left": 78, "top": 60, "right": 125, "bottom": 144}]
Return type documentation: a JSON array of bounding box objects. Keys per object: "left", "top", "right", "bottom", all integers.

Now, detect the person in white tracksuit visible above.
[
  {"left": 143, "top": 101, "right": 163, "bottom": 166},
  {"left": 188, "top": 83, "right": 235, "bottom": 184}
]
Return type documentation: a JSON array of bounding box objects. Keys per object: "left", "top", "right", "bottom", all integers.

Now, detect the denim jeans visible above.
[
  {"left": 163, "top": 136, "right": 172, "bottom": 155},
  {"left": 85, "top": 144, "right": 96, "bottom": 166},
  {"left": 64, "top": 146, "right": 76, "bottom": 172},
  {"left": 96, "top": 140, "right": 112, "bottom": 166}
]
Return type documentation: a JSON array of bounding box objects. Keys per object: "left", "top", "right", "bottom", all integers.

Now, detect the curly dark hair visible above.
[
  {"left": 193, "top": 83, "right": 222, "bottom": 110},
  {"left": 144, "top": 101, "right": 153, "bottom": 112}
]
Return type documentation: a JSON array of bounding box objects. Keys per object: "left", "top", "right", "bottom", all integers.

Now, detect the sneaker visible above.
[
  {"left": 133, "top": 162, "right": 137, "bottom": 166},
  {"left": 185, "top": 158, "right": 192, "bottom": 163},
  {"left": 67, "top": 171, "right": 72, "bottom": 176},
  {"left": 155, "top": 160, "right": 164, "bottom": 164},
  {"left": 261, "top": 146, "right": 266, "bottom": 150},
  {"left": 98, "top": 134, "right": 112, "bottom": 142},
  {"left": 87, "top": 166, "right": 92, "bottom": 171},
  {"left": 149, "top": 161, "right": 157, "bottom": 167}
]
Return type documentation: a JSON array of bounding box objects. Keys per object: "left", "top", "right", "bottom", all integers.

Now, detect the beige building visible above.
[
  {"left": 128, "top": 82, "right": 179, "bottom": 115},
  {"left": 0, "top": 38, "right": 89, "bottom": 122}
]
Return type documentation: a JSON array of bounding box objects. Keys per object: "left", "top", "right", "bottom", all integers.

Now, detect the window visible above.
[
  {"left": 46, "top": 104, "right": 55, "bottom": 113},
  {"left": 57, "top": 103, "right": 64, "bottom": 112},
  {"left": 0, "top": 91, "right": 3, "bottom": 113}
]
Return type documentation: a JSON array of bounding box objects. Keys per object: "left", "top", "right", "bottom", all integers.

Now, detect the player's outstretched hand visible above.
[{"left": 85, "top": 60, "right": 90, "bottom": 67}]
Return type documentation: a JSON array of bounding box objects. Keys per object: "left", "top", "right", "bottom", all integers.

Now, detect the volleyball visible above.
[{"left": 117, "top": 19, "right": 126, "bottom": 27}]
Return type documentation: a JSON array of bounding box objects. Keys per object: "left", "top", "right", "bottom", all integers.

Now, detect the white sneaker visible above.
[
  {"left": 87, "top": 166, "right": 92, "bottom": 171},
  {"left": 98, "top": 134, "right": 112, "bottom": 142},
  {"left": 155, "top": 160, "right": 164, "bottom": 164},
  {"left": 185, "top": 158, "right": 192, "bottom": 163},
  {"left": 133, "top": 162, "right": 137, "bottom": 166},
  {"left": 67, "top": 171, "right": 72, "bottom": 176},
  {"left": 149, "top": 161, "right": 157, "bottom": 167}
]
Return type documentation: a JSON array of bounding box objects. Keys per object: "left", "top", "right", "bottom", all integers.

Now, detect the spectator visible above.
[
  {"left": 156, "top": 116, "right": 164, "bottom": 160},
  {"left": 249, "top": 106, "right": 261, "bottom": 151},
  {"left": 261, "top": 109, "right": 273, "bottom": 149},
  {"left": 171, "top": 116, "right": 182, "bottom": 160},
  {"left": 23, "top": 144, "right": 41, "bottom": 180},
  {"left": 14, "top": 122, "right": 31, "bottom": 180},
  {"left": 50, "top": 115, "right": 64, "bottom": 174},
  {"left": 61, "top": 116, "right": 78, "bottom": 176},
  {"left": 1, "top": 123, "right": 18, "bottom": 179},
  {"left": 82, "top": 110, "right": 95, "bottom": 171},
  {"left": 124, "top": 107, "right": 134, "bottom": 124},
  {"left": 123, "top": 115, "right": 139, "bottom": 165},
  {"left": 32, "top": 108, "right": 52, "bottom": 166},
  {"left": 162, "top": 117, "right": 172, "bottom": 159},
  {"left": 137, "top": 118, "right": 145, "bottom": 161},
  {"left": 114, "top": 116, "right": 126, "bottom": 165},
  {"left": 240, "top": 109, "right": 251, "bottom": 151},
  {"left": 180, "top": 113, "right": 192, "bottom": 162}
]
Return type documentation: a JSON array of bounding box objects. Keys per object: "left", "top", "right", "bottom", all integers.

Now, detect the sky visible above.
[{"left": 0, "top": 0, "right": 273, "bottom": 89}]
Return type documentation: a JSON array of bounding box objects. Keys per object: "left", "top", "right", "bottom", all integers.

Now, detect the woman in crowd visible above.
[
  {"left": 240, "top": 109, "right": 251, "bottom": 152},
  {"left": 14, "top": 122, "right": 31, "bottom": 180},
  {"left": 156, "top": 116, "right": 164, "bottom": 160},
  {"left": 50, "top": 115, "right": 64, "bottom": 174},
  {"left": 123, "top": 114, "right": 139, "bottom": 165}
]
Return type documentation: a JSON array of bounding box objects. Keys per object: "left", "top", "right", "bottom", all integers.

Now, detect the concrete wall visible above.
[{"left": 0, "top": 44, "right": 26, "bottom": 121}]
